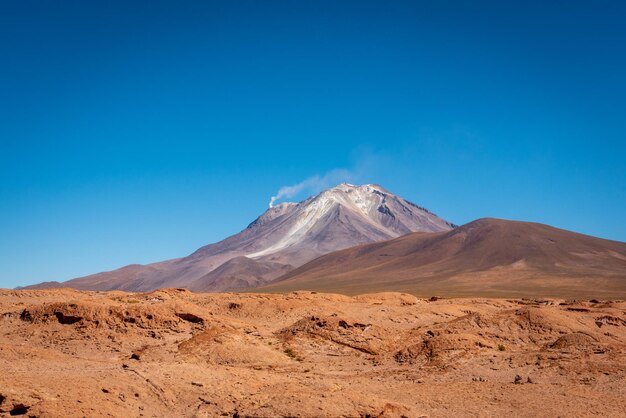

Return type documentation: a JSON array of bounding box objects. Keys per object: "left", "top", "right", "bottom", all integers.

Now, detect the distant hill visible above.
[{"left": 261, "top": 218, "right": 626, "bottom": 298}]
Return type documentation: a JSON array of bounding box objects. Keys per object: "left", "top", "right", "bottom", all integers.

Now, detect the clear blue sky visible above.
[{"left": 1, "top": 1, "right": 624, "bottom": 288}]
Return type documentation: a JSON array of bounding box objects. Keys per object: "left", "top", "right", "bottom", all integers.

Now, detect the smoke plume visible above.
[{"left": 269, "top": 168, "right": 353, "bottom": 208}]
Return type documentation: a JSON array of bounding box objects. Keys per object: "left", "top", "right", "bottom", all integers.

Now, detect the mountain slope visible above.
[
  {"left": 189, "top": 257, "right": 294, "bottom": 292},
  {"left": 261, "top": 218, "right": 626, "bottom": 298},
  {"left": 28, "top": 184, "right": 454, "bottom": 292}
]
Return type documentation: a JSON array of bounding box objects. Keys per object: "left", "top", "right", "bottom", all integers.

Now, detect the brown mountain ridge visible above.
[{"left": 261, "top": 218, "right": 626, "bottom": 298}]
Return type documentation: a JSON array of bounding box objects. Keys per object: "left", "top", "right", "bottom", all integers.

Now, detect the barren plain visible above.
[{"left": 1, "top": 288, "right": 625, "bottom": 417}]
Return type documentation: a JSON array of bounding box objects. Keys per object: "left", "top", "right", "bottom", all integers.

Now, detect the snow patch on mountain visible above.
[{"left": 246, "top": 183, "right": 444, "bottom": 258}]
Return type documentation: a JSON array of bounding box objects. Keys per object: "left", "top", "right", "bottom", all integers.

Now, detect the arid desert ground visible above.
[{"left": 1, "top": 288, "right": 625, "bottom": 417}]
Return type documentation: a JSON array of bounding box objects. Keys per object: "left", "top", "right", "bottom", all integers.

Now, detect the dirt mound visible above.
[
  {"left": 178, "top": 325, "right": 289, "bottom": 367},
  {"left": 18, "top": 299, "right": 206, "bottom": 334},
  {"left": 395, "top": 332, "right": 493, "bottom": 364},
  {"left": 277, "top": 315, "right": 396, "bottom": 355},
  {"left": 354, "top": 292, "right": 420, "bottom": 306},
  {"left": 547, "top": 332, "right": 603, "bottom": 351},
  {"left": 393, "top": 305, "right": 614, "bottom": 366},
  {"left": 437, "top": 307, "right": 591, "bottom": 347}
]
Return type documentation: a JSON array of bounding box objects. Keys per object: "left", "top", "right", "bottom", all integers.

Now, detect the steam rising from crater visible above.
[{"left": 269, "top": 169, "right": 352, "bottom": 208}]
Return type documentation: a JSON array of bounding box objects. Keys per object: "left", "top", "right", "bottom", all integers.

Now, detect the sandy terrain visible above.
[{"left": 1, "top": 288, "right": 625, "bottom": 417}]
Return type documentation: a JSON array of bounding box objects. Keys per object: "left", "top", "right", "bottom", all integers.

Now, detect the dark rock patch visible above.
[
  {"left": 176, "top": 313, "right": 204, "bottom": 324},
  {"left": 54, "top": 311, "right": 83, "bottom": 325},
  {"left": 566, "top": 307, "right": 590, "bottom": 313},
  {"left": 9, "top": 404, "right": 29, "bottom": 416}
]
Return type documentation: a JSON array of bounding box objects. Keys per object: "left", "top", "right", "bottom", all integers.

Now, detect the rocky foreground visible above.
[{"left": 1, "top": 289, "right": 625, "bottom": 417}]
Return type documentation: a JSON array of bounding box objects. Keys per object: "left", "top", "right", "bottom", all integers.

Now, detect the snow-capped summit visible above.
[
  {"left": 35, "top": 184, "right": 455, "bottom": 292},
  {"left": 245, "top": 183, "right": 453, "bottom": 260}
]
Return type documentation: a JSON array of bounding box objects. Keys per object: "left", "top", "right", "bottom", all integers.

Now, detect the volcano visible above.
[{"left": 27, "top": 184, "right": 454, "bottom": 292}]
